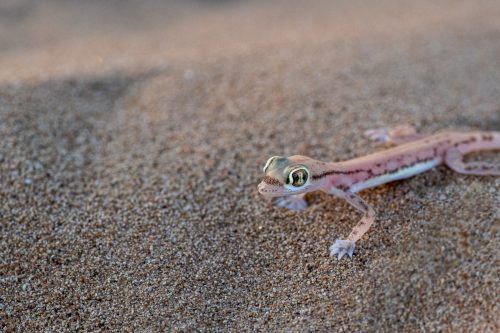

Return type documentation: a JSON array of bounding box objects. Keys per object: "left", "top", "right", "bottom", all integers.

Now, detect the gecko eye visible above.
[{"left": 287, "top": 167, "right": 309, "bottom": 187}]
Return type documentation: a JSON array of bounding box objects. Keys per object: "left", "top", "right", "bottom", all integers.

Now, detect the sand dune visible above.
[{"left": 1, "top": 0, "right": 499, "bottom": 331}]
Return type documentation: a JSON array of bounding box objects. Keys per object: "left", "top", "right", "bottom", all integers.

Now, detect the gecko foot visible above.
[
  {"left": 364, "top": 128, "right": 390, "bottom": 142},
  {"left": 364, "top": 125, "right": 418, "bottom": 144},
  {"left": 329, "top": 239, "right": 356, "bottom": 259},
  {"left": 274, "top": 194, "right": 308, "bottom": 211}
]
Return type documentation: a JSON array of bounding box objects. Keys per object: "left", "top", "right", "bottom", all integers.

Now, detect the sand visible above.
[{"left": 1, "top": 0, "right": 499, "bottom": 331}]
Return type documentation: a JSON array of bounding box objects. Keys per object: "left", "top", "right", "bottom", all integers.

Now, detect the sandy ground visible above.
[{"left": 1, "top": 0, "right": 499, "bottom": 331}]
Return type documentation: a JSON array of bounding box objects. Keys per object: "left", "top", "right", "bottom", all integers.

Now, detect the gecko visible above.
[{"left": 257, "top": 125, "right": 500, "bottom": 259}]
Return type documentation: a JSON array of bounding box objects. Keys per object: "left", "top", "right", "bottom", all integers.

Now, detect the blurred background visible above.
[{"left": 1, "top": 0, "right": 499, "bottom": 332}]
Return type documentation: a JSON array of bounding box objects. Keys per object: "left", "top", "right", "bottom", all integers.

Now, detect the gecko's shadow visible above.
[{"left": 0, "top": 67, "right": 168, "bottom": 178}]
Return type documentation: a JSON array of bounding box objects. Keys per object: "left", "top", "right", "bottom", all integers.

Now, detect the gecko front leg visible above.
[
  {"left": 274, "top": 193, "right": 308, "bottom": 211},
  {"left": 330, "top": 191, "right": 376, "bottom": 259}
]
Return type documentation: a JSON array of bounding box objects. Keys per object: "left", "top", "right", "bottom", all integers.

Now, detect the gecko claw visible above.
[{"left": 329, "top": 239, "right": 356, "bottom": 259}]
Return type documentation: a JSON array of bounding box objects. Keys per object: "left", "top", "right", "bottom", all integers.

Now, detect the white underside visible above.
[{"left": 350, "top": 158, "right": 440, "bottom": 193}]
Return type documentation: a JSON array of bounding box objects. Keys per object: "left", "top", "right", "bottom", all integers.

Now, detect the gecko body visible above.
[{"left": 257, "top": 126, "right": 500, "bottom": 259}]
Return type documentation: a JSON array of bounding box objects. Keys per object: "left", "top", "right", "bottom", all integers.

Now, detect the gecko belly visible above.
[{"left": 349, "top": 158, "right": 441, "bottom": 193}]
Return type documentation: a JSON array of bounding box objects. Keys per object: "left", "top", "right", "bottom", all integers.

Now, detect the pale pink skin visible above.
[{"left": 258, "top": 125, "right": 500, "bottom": 259}]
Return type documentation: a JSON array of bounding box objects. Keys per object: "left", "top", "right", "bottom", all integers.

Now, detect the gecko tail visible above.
[
  {"left": 494, "top": 132, "right": 500, "bottom": 147},
  {"left": 457, "top": 131, "right": 500, "bottom": 154},
  {"left": 478, "top": 131, "right": 500, "bottom": 150}
]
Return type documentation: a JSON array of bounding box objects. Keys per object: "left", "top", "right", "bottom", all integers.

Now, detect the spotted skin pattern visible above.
[{"left": 258, "top": 126, "right": 500, "bottom": 260}]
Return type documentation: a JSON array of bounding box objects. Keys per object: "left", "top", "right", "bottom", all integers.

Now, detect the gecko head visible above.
[{"left": 258, "top": 155, "right": 321, "bottom": 198}]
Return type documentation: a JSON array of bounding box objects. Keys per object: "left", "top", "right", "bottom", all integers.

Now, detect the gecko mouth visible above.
[
  {"left": 258, "top": 181, "right": 290, "bottom": 197},
  {"left": 258, "top": 181, "right": 312, "bottom": 198}
]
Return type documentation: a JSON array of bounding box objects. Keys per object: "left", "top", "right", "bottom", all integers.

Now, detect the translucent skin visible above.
[{"left": 258, "top": 127, "right": 500, "bottom": 259}]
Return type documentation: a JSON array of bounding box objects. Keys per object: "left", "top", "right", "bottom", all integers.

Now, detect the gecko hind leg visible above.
[
  {"left": 445, "top": 148, "right": 500, "bottom": 175},
  {"left": 274, "top": 193, "right": 308, "bottom": 211},
  {"left": 364, "top": 124, "right": 426, "bottom": 145}
]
